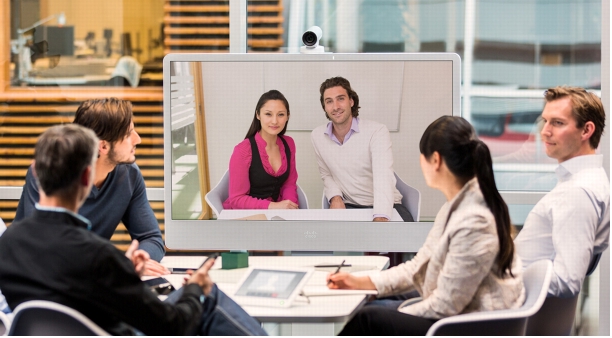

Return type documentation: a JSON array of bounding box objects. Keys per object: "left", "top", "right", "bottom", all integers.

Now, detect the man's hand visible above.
[
  {"left": 125, "top": 240, "right": 149, "bottom": 277},
  {"left": 373, "top": 217, "right": 389, "bottom": 222},
  {"left": 125, "top": 240, "right": 170, "bottom": 276},
  {"left": 184, "top": 257, "right": 215, "bottom": 296},
  {"left": 327, "top": 272, "right": 376, "bottom": 290},
  {"left": 269, "top": 200, "right": 299, "bottom": 209},
  {"left": 143, "top": 259, "right": 171, "bottom": 276},
  {"left": 329, "top": 196, "right": 346, "bottom": 209}
]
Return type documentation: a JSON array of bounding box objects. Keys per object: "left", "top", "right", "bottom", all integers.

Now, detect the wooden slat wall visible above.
[
  {"left": 164, "top": 0, "right": 284, "bottom": 53},
  {"left": 0, "top": 99, "right": 165, "bottom": 251}
]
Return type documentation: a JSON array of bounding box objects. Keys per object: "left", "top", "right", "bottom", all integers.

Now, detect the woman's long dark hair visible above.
[
  {"left": 245, "top": 90, "right": 290, "bottom": 139},
  {"left": 419, "top": 116, "right": 515, "bottom": 277}
]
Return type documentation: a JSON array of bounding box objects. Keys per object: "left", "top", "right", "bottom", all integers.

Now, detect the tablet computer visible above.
[{"left": 233, "top": 267, "right": 314, "bottom": 308}]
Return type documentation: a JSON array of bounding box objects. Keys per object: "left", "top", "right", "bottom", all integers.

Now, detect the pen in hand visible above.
[{"left": 327, "top": 259, "right": 346, "bottom": 285}]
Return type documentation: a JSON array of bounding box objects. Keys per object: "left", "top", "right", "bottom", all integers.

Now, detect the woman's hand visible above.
[
  {"left": 327, "top": 272, "right": 377, "bottom": 290},
  {"left": 268, "top": 200, "right": 298, "bottom": 209}
]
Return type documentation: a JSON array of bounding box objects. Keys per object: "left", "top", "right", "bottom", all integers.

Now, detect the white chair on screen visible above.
[
  {"left": 8, "top": 300, "right": 109, "bottom": 336},
  {"left": 425, "top": 259, "right": 553, "bottom": 335},
  {"left": 321, "top": 172, "right": 421, "bottom": 221},
  {"left": 205, "top": 170, "right": 309, "bottom": 218}
]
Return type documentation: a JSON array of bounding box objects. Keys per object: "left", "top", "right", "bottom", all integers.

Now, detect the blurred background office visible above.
[{"left": 0, "top": 0, "right": 608, "bottom": 335}]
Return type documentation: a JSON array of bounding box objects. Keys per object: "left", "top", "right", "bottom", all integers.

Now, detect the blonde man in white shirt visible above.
[
  {"left": 515, "top": 86, "right": 609, "bottom": 297},
  {"left": 311, "top": 76, "right": 413, "bottom": 223}
]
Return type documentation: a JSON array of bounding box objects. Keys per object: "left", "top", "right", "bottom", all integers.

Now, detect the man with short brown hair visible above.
[
  {"left": 515, "top": 86, "right": 609, "bottom": 297},
  {"left": 311, "top": 77, "right": 413, "bottom": 222},
  {"left": 15, "top": 98, "right": 166, "bottom": 274}
]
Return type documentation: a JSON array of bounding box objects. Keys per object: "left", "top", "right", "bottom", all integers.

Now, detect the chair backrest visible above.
[
  {"left": 0, "top": 311, "right": 11, "bottom": 336},
  {"left": 426, "top": 260, "right": 553, "bottom": 336},
  {"left": 205, "top": 170, "right": 231, "bottom": 218},
  {"left": 205, "top": 170, "right": 309, "bottom": 218},
  {"left": 321, "top": 172, "right": 422, "bottom": 221},
  {"left": 322, "top": 193, "right": 330, "bottom": 209},
  {"left": 8, "top": 300, "right": 109, "bottom": 336},
  {"left": 586, "top": 252, "right": 602, "bottom": 276},
  {"left": 394, "top": 172, "right": 421, "bottom": 221},
  {"left": 525, "top": 252, "right": 602, "bottom": 336},
  {"left": 296, "top": 185, "right": 309, "bottom": 209}
]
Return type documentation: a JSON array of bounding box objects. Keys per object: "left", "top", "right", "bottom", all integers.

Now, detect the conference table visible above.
[
  {"left": 159, "top": 255, "right": 389, "bottom": 326},
  {"left": 218, "top": 208, "right": 404, "bottom": 221}
]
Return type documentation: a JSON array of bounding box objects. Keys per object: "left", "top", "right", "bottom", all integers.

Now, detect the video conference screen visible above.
[{"left": 165, "top": 54, "right": 460, "bottom": 226}]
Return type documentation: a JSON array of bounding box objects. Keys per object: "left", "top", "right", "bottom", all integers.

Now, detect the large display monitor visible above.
[{"left": 163, "top": 53, "right": 461, "bottom": 252}]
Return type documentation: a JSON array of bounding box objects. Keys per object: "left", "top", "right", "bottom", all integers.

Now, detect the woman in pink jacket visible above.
[{"left": 223, "top": 90, "right": 299, "bottom": 210}]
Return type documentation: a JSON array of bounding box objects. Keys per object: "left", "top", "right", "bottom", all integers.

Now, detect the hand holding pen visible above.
[
  {"left": 327, "top": 259, "right": 377, "bottom": 291},
  {"left": 326, "top": 259, "right": 346, "bottom": 285}
]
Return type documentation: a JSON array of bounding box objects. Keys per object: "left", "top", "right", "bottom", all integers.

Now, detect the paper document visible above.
[{"left": 301, "top": 285, "right": 378, "bottom": 297}]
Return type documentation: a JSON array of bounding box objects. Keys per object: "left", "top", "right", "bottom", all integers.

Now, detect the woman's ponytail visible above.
[
  {"left": 472, "top": 140, "right": 515, "bottom": 277},
  {"left": 420, "top": 116, "right": 517, "bottom": 277}
]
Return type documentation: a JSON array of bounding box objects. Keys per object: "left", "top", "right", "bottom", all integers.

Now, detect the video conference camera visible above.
[{"left": 300, "top": 26, "right": 325, "bottom": 53}]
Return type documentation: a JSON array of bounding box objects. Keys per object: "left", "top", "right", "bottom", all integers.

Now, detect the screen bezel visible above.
[{"left": 163, "top": 53, "right": 460, "bottom": 252}]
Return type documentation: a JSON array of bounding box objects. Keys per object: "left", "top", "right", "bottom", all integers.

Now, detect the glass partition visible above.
[
  {"left": 8, "top": 0, "right": 165, "bottom": 87},
  {"left": 245, "top": 0, "right": 602, "bottom": 223}
]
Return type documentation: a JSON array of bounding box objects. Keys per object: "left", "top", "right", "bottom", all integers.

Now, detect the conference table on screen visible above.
[
  {"left": 159, "top": 255, "right": 389, "bottom": 323},
  {"left": 217, "top": 209, "right": 404, "bottom": 221}
]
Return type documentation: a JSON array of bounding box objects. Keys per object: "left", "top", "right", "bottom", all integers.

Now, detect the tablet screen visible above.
[{"left": 235, "top": 269, "right": 308, "bottom": 299}]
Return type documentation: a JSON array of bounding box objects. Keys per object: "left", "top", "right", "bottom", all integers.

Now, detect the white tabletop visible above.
[
  {"left": 218, "top": 209, "right": 403, "bottom": 221},
  {"left": 159, "top": 255, "right": 389, "bottom": 323}
]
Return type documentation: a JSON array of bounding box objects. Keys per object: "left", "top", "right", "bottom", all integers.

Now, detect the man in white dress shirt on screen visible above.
[
  {"left": 310, "top": 76, "right": 413, "bottom": 222},
  {"left": 515, "top": 86, "right": 609, "bottom": 297}
]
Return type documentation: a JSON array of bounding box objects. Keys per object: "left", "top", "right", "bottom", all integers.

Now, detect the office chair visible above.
[
  {"left": 525, "top": 252, "right": 603, "bottom": 336},
  {"left": 321, "top": 172, "right": 421, "bottom": 221},
  {"left": 425, "top": 259, "right": 553, "bottom": 335},
  {"left": 0, "top": 311, "right": 11, "bottom": 336},
  {"left": 205, "top": 170, "right": 310, "bottom": 218},
  {"left": 8, "top": 300, "right": 109, "bottom": 335}
]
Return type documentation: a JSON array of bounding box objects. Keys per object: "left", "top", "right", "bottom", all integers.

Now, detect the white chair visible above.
[
  {"left": 425, "top": 259, "right": 553, "bottom": 335},
  {"left": 322, "top": 172, "right": 421, "bottom": 221},
  {"left": 525, "top": 252, "right": 602, "bottom": 336},
  {"left": 0, "top": 311, "right": 11, "bottom": 336},
  {"left": 205, "top": 170, "right": 310, "bottom": 218},
  {"left": 8, "top": 300, "right": 110, "bottom": 335}
]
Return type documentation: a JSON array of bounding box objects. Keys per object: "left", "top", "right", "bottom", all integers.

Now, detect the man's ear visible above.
[
  {"left": 31, "top": 160, "right": 38, "bottom": 179},
  {"left": 80, "top": 166, "right": 92, "bottom": 187},
  {"left": 582, "top": 121, "right": 595, "bottom": 143},
  {"left": 99, "top": 140, "right": 109, "bottom": 156}
]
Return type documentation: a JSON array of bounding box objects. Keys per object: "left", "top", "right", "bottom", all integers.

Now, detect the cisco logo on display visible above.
[{"left": 304, "top": 231, "right": 317, "bottom": 239}]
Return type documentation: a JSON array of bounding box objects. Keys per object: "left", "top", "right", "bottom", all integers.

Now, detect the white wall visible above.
[{"left": 200, "top": 59, "right": 454, "bottom": 218}]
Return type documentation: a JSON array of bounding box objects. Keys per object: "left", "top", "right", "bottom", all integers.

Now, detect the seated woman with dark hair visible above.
[
  {"left": 328, "top": 116, "right": 525, "bottom": 335},
  {"left": 223, "top": 90, "right": 299, "bottom": 209}
]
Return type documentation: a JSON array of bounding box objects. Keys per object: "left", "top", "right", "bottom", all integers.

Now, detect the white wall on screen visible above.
[
  {"left": 263, "top": 61, "right": 404, "bottom": 131},
  {"left": 200, "top": 60, "right": 453, "bottom": 219}
]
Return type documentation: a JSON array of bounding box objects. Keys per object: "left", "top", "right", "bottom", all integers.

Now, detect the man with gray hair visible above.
[{"left": 0, "top": 124, "right": 266, "bottom": 335}]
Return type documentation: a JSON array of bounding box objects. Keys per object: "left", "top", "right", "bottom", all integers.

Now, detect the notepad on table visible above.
[{"left": 300, "top": 285, "right": 378, "bottom": 297}]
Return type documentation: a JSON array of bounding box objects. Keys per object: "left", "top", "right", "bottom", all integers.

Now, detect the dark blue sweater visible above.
[{"left": 15, "top": 163, "right": 165, "bottom": 261}]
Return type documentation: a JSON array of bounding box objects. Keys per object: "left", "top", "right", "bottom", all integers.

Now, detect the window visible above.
[{"left": 8, "top": 0, "right": 165, "bottom": 87}]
